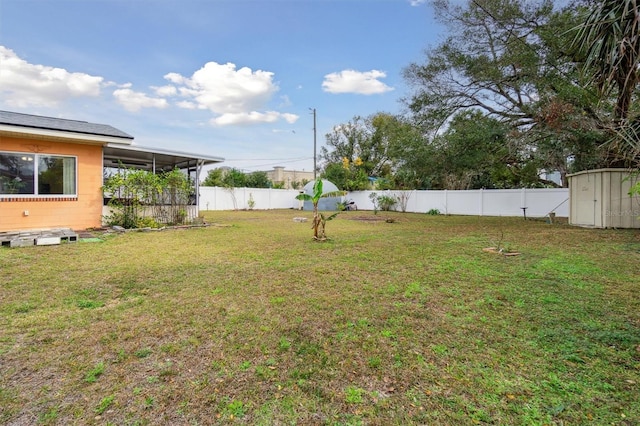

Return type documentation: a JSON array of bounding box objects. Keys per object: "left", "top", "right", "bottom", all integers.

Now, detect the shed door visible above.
[{"left": 572, "top": 173, "right": 597, "bottom": 226}]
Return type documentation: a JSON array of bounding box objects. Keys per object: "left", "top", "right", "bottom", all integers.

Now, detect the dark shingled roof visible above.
[{"left": 0, "top": 110, "right": 134, "bottom": 140}]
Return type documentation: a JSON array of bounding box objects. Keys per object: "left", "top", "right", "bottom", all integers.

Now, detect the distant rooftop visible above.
[{"left": 0, "top": 110, "right": 134, "bottom": 140}]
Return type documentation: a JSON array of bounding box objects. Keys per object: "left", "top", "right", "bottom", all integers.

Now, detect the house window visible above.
[{"left": 0, "top": 152, "right": 77, "bottom": 196}]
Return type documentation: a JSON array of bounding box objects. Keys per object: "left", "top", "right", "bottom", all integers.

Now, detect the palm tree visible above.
[
  {"left": 573, "top": 0, "right": 640, "bottom": 166},
  {"left": 574, "top": 0, "right": 640, "bottom": 121}
]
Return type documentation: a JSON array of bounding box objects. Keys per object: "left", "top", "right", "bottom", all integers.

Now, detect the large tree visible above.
[
  {"left": 404, "top": 0, "right": 547, "bottom": 130},
  {"left": 400, "top": 110, "right": 550, "bottom": 189},
  {"left": 320, "top": 113, "right": 421, "bottom": 189},
  {"left": 403, "top": 0, "right": 611, "bottom": 180},
  {"left": 433, "top": 110, "right": 532, "bottom": 189}
]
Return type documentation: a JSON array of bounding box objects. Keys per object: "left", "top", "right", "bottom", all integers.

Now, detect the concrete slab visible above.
[
  {"left": 35, "top": 236, "right": 62, "bottom": 246},
  {"left": 1, "top": 228, "right": 78, "bottom": 247},
  {"left": 10, "top": 238, "right": 35, "bottom": 248}
]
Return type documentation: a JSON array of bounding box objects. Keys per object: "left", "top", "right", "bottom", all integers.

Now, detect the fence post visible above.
[
  {"left": 444, "top": 190, "right": 448, "bottom": 215},
  {"left": 412, "top": 189, "right": 417, "bottom": 213},
  {"left": 479, "top": 188, "right": 484, "bottom": 216}
]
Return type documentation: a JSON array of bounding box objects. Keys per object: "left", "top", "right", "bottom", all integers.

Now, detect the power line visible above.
[{"left": 223, "top": 156, "right": 311, "bottom": 162}]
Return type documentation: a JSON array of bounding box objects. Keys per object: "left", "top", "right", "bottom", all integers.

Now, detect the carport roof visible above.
[{"left": 103, "top": 143, "right": 225, "bottom": 171}]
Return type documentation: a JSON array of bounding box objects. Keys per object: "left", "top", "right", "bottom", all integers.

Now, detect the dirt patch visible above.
[
  {"left": 482, "top": 247, "right": 521, "bottom": 256},
  {"left": 346, "top": 215, "right": 389, "bottom": 222}
]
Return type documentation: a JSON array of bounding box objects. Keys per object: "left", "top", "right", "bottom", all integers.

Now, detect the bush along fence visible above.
[{"left": 199, "top": 186, "right": 570, "bottom": 218}]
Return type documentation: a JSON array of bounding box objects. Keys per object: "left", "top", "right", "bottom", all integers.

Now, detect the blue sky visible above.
[{"left": 1, "top": 0, "right": 444, "bottom": 172}]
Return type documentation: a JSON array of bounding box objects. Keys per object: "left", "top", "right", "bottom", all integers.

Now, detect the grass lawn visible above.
[{"left": 1, "top": 210, "right": 639, "bottom": 425}]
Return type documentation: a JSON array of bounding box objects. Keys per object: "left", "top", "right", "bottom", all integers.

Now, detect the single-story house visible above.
[{"left": 0, "top": 110, "right": 224, "bottom": 232}]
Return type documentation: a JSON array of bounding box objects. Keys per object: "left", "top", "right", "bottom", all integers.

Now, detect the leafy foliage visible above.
[
  {"left": 245, "top": 171, "right": 270, "bottom": 188},
  {"left": 322, "top": 158, "right": 368, "bottom": 191},
  {"left": 404, "top": 0, "right": 561, "bottom": 131},
  {"left": 202, "top": 168, "right": 272, "bottom": 188},
  {"left": 320, "top": 113, "right": 421, "bottom": 189},
  {"left": 573, "top": 0, "right": 640, "bottom": 121},
  {"left": 376, "top": 194, "right": 397, "bottom": 211},
  {"left": 401, "top": 0, "right": 617, "bottom": 180},
  {"left": 102, "top": 166, "right": 194, "bottom": 228},
  {"left": 201, "top": 168, "right": 225, "bottom": 187},
  {"left": 572, "top": 0, "right": 640, "bottom": 167}
]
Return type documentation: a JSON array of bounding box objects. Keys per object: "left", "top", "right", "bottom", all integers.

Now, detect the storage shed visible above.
[{"left": 568, "top": 168, "right": 640, "bottom": 228}]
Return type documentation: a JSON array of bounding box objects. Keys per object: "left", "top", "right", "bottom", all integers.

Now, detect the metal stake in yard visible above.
[{"left": 521, "top": 207, "right": 528, "bottom": 220}]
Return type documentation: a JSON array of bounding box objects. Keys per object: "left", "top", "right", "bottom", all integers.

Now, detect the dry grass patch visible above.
[{"left": 1, "top": 210, "right": 639, "bottom": 425}]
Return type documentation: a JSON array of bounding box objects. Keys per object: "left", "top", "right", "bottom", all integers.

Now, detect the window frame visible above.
[{"left": 0, "top": 151, "right": 78, "bottom": 198}]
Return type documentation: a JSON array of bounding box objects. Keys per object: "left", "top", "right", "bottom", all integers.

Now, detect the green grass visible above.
[
  {"left": 85, "top": 362, "right": 105, "bottom": 383},
  {"left": 1, "top": 210, "right": 639, "bottom": 425},
  {"left": 95, "top": 395, "right": 115, "bottom": 415}
]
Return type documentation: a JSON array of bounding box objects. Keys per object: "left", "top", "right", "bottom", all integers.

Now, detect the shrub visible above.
[
  {"left": 102, "top": 166, "right": 193, "bottom": 228},
  {"left": 377, "top": 195, "right": 397, "bottom": 211}
]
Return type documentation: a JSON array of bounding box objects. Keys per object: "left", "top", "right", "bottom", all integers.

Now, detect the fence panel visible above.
[
  {"left": 199, "top": 186, "right": 570, "bottom": 217},
  {"left": 199, "top": 187, "right": 301, "bottom": 211},
  {"left": 482, "top": 190, "right": 523, "bottom": 217},
  {"left": 521, "top": 188, "right": 569, "bottom": 217}
]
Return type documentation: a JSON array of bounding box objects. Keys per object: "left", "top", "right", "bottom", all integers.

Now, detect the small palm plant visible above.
[{"left": 295, "top": 180, "right": 343, "bottom": 241}]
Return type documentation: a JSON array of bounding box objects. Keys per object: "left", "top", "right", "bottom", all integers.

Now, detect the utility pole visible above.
[{"left": 310, "top": 107, "right": 317, "bottom": 180}]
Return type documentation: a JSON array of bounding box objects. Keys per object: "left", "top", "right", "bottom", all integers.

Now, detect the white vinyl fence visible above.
[
  {"left": 199, "top": 187, "right": 303, "bottom": 211},
  {"left": 199, "top": 187, "right": 570, "bottom": 218},
  {"left": 347, "top": 188, "right": 569, "bottom": 218}
]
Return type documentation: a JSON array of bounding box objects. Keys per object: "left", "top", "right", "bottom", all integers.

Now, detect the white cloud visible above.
[
  {"left": 162, "top": 61, "right": 299, "bottom": 126},
  {"left": 409, "top": 0, "right": 427, "bottom": 6},
  {"left": 0, "top": 46, "right": 103, "bottom": 108},
  {"left": 153, "top": 85, "right": 177, "bottom": 97},
  {"left": 211, "top": 110, "right": 298, "bottom": 126},
  {"left": 281, "top": 113, "right": 299, "bottom": 124},
  {"left": 164, "top": 72, "right": 186, "bottom": 85},
  {"left": 176, "top": 100, "right": 197, "bottom": 109},
  {"left": 113, "top": 88, "right": 169, "bottom": 112},
  {"left": 322, "top": 69, "right": 394, "bottom": 95},
  {"left": 168, "top": 63, "right": 273, "bottom": 108},
  {"left": 0, "top": 46, "right": 297, "bottom": 124}
]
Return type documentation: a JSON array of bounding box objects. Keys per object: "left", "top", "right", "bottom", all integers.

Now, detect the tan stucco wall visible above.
[
  {"left": 0, "top": 136, "right": 104, "bottom": 231},
  {"left": 266, "top": 167, "right": 314, "bottom": 189}
]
